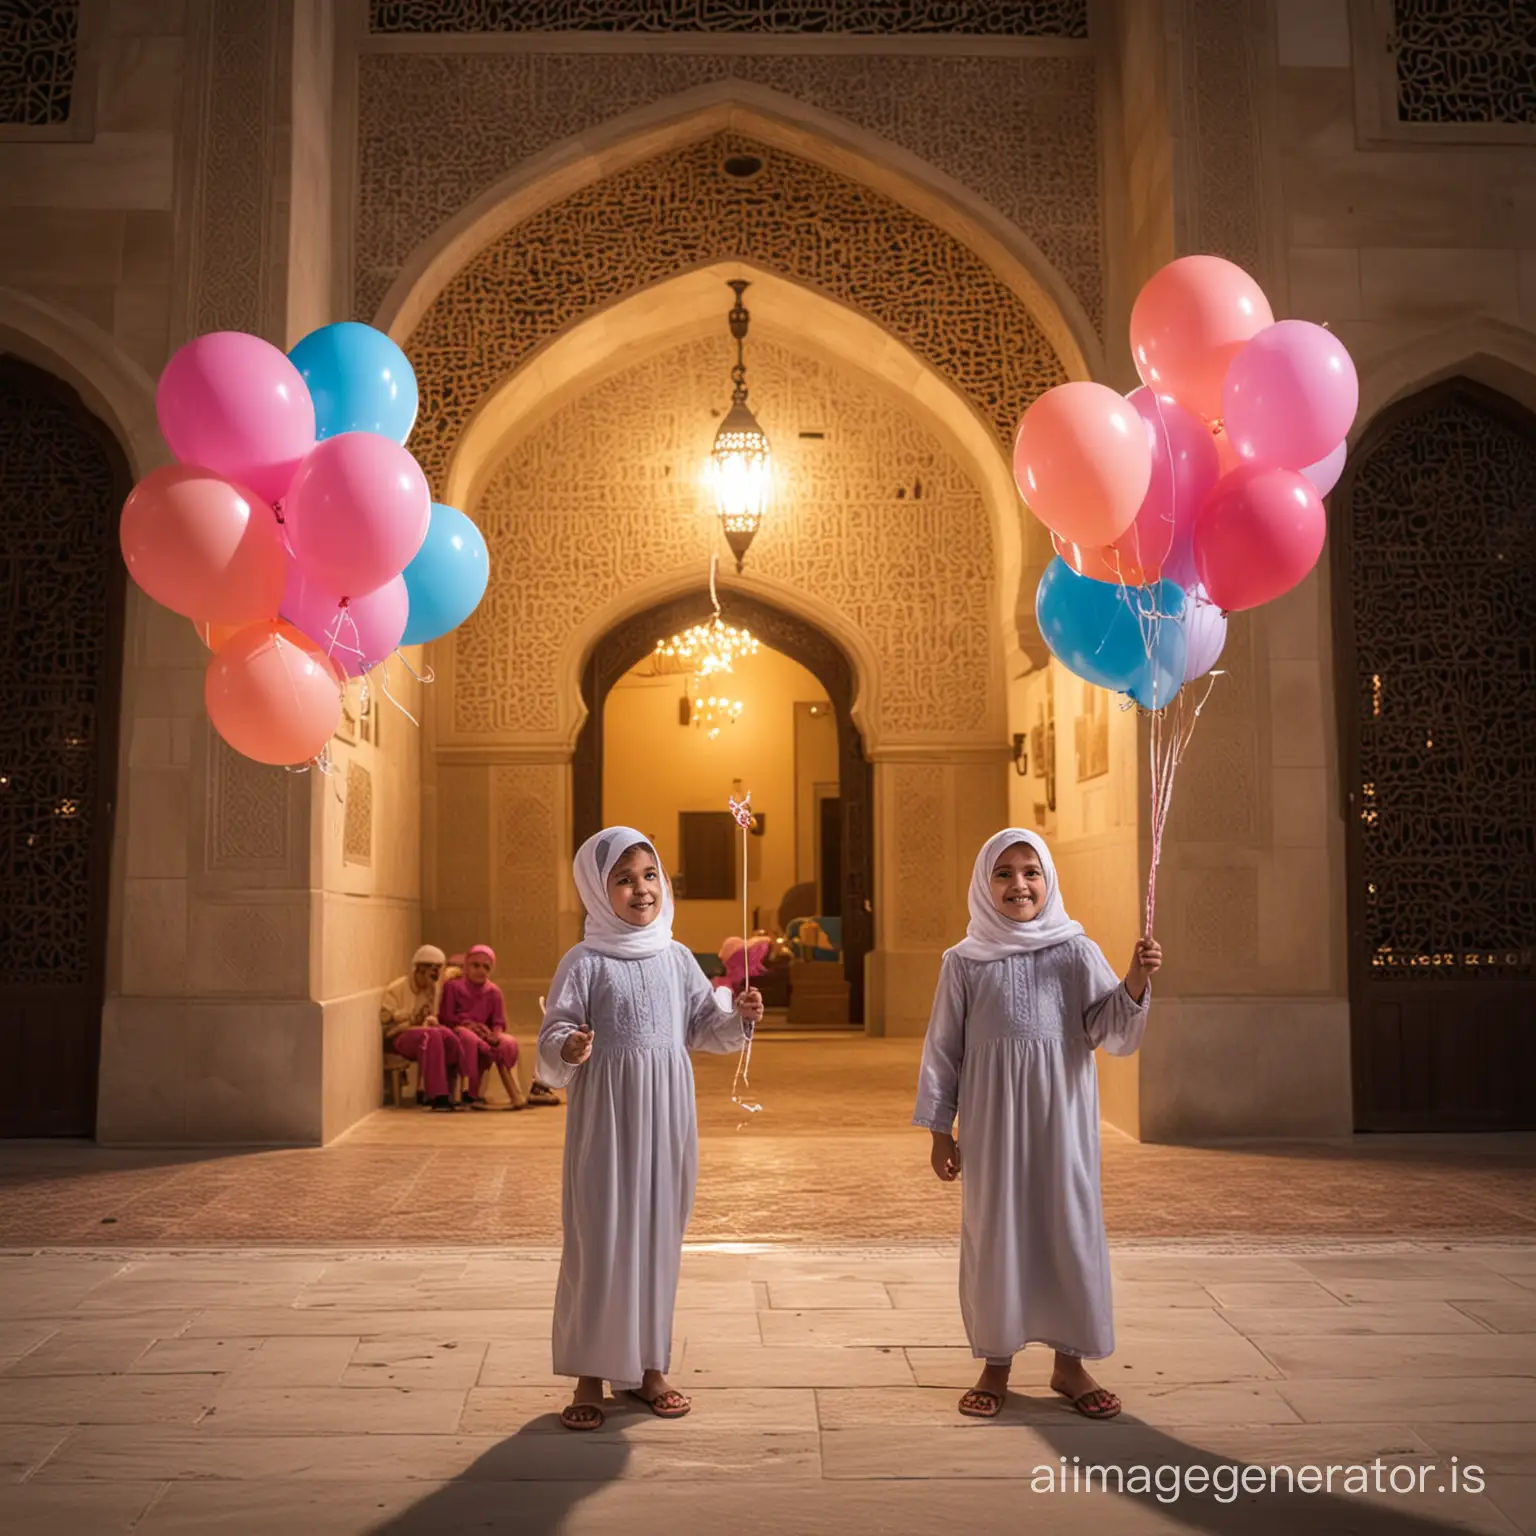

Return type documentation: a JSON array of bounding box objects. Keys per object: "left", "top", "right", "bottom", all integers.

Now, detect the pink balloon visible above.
[
  {"left": 1181, "top": 586, "right": 1228, "bottom": 681},
  {"left": 120, "top": 465, "right": 287, "bottom": 624},
  {"left": 1012, "top": 381, "right": 1152, "bottom": 547},
  {"left": 156, "top": 333, "right": 316, "bottom": 506},
  {"left": 1301, "top": 439, "right": 1348, "bottom": 497},
  {"left": 204, "top": 623, "right": 342, "bottom": 766},
  {"left": 283, "top": 432, "right": 431, "bottom": 596},
  {"left": 1194, "top": 465, "right": 1327, "bottom": 612},
  {"left": 1223, "top": 321, "right": 1359, "bottom": 470},
  {"left": 280, "top": 561, "right": 409, "bottom": 678},
  {"left": 1130, "top": 256, "right": 1274, "bottom": 422}
]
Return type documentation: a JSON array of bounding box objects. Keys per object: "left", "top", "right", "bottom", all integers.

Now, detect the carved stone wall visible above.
[
  {"left": 405, "top": 132, "right": 1067, "bottom": 502},
  {"left": 343, "top": 762, "right": 374, "bottom": 867},
  {"left": 1393, "top": 0, "right": 1536, "bottom": 125},
  {"left": 1, "top": 1, "right": 79, "bottom": 125},
  {"left": 369, "top": 2, "right": 1088, "bottom": 34},
  {"left": 355, "top": 53, "right": 1101, "bottom": 328},
  {"left": 462, "top": 331, "right": 996, "bottom": 744},
  {"left": 491, "top": 764, "right": 562, "bottom": 977}
]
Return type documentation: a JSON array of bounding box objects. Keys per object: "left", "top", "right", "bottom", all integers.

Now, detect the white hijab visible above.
[
  {"left": 950, "top": 827, "right": 1083, "bottom": 961},
  {"left": 574, "top": 825, "right": 677, "bottom": 961}
]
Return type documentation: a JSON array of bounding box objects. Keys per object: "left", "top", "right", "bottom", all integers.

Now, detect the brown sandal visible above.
[
  {"left": 559, "top": 1402, "right": 605, "bottom": 1431},
  {"left": 958, "top": 1388, "right": 1004, "bottom": 1419},
  {"left": 626, "top": 1388, "right": 691, "bottom": 1419},
  {"left": 1057, "top": 1386, "right": 1121, "bottom": 1420}
]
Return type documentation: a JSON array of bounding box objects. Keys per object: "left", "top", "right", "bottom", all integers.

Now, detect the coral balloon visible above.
[
  {"left": 1180, "top": 586, "right": 1228, "bottom": 681},
  {"left": 1051, "top": 530, "right": 1163, "bottom": 587},
  {"left": 204, "top": 623, "right": 342, "bottom": 766},
  {"left": 283, "top": 432, "right": 431, "bottom": 597},
  {"left": 1223, "top": 320, "right": 1359, "bottom": 470},
  {"left": 120, "top": 465, "right": 287, "bottom": 624},
  {"left": 1130, "top": 256, "right": 1274, "bottom": 421},
  {"left": 1194, "top": 465, "right": 1327, "bottom": 612},
  {"left": 156, "top": 332, "right": 316, "bottom": 505},
  {"left": 280, "top": 561, "right": 409, "bottom": 678},
  {"left": 191, "top": 620, "right": 244, "bottom": 650},
  {"left": 1300, "top": 439, "right": 1348, "bottom": 497},
  {"left": 1013, "top": 382, "right": 1152, "bottom": 546}
]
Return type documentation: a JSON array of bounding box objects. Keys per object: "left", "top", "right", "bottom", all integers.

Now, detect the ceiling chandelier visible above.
[
  {"left": 655, "top": 555, "right": 756, "bottom": 741},
  {"left": 709, "top": 279, "right": 771, "bottom": 573}
]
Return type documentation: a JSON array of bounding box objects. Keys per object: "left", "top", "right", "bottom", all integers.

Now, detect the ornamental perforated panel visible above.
[
  {"left": 369, "top": 1, "right": 1088, "bottom": 36},
  {"left": 1345, "top": 384, "right": 1536, "bottom": 977},
  {"left": 0, "top": 361, "right": 122, "bottom": 987},
  {"left": 1394, "top": 0, "right": 1536, "bottom": 126},
  {"left": 0, "top": 1, "right": 79, "bottom": 125}
]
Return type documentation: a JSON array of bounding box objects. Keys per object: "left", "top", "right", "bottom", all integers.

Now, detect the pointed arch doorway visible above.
[
  {"left": 572, "top": 589, "right": 873, "bottom": 1024},
  {"left": 1332, "top": 376, "right": 1536, "bottom": 1130}
]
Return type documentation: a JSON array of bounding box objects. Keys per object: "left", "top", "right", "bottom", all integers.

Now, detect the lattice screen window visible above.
[
  {"left": 369, "top": 2, "right": 1088, "bottom": 36},
  {"left": 0, "top": 1, "right": 79, "bottom": 126},
  {"left": 1394, "top": 0, "right": 1536, "bottom": 126}
]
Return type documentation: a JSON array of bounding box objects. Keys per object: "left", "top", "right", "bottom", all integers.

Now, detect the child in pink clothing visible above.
[{"left": 439, "top": 944, "right": 525, "bottom": 1110}]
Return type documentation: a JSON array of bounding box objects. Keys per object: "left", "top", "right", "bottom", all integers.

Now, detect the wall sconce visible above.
[{"left": 1011, "top": 732, "right": 1028, "bottom": 777}]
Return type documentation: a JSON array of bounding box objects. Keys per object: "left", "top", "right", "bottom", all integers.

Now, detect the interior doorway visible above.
[{"left": 573, "top": 589, "right": 873, "bottom": 1023}]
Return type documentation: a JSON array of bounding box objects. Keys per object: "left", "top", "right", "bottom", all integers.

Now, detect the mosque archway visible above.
[
  {"left": 0, "top": 355, "right": 131, "bottom": 1137},
  {"left": 1332, "top": 376, "right": 1536, "bottom": 1131}
]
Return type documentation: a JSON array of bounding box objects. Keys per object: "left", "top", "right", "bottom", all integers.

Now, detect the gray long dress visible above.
[
  {"left": 912, "top": 935, "right": 1149, "bottom": 1361},
  {"left": 537, "top": 942, "right": 745, "bottom": 1389}
]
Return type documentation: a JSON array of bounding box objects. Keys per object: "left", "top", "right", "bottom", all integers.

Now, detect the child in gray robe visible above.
[
  {"left": 913, "top": 827, "right": 1161, "bottom": 1421},
  {"left": 538, "top": 826, "right": 764, "bottom": 1431}
]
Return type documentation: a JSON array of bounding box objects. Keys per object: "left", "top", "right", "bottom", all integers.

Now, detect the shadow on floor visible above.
[
  {"left": 367, "top": 1412, "right": 631, "bottom": 1536},
  {"left": 1030, "top": 1414, "right": 1495, "bottom": 1536}
]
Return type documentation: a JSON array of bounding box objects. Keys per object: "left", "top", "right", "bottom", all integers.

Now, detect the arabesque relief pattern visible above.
[
  {"left": 404, "top": 133, "right": 1068, "bottom": 497},
  {"left": 460, "top": 333, "right": 995, "bottom": 741},
  {"left": 355, "top": 53, "right": 1101, "bottom": 328}
]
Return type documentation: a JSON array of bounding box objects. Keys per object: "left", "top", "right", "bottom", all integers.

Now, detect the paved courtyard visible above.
[
  {"left": 1, "top": 1038, "right": 1534, "bottom": 1533},
  {"left": 1, "top": 1243, "right": 1534, "bottom": 1534}
]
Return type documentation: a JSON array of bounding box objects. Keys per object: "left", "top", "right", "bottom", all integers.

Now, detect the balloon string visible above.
[
  {"left": 1142, "top": 670, "right": 1221, "bottom": 935},
  {"left": 395, "top": 650, "right": 437, "bottom": 686},
  {"left": 377, "top": 652, "right": 421, "bottom": 727}
]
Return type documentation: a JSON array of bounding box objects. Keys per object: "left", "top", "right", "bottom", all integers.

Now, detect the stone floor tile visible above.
[
  {"left": 0, "top": 1374, "right": 218, "bottom": 1425},
  {"left": 75, "top": 1278, "right": 309, "bottom": 1312},
  {"left": 3, "top": 1326, "right": 190, "bottom": 1379},
  {"left": 1112, "top": 1256, "right": 1313, "bottom": 1283},
  {"left": 1484, "top": 1475, "right": 1536, "bottom": 1534},
  {"left": 1111, "top": 1279, "right": 1226, "bottom": 1309},
  {"left": 1322, "top": 1276, "right": 1536, "bottom": 1304},
  {"left": 1280, "top": 1377, "right": 1536, "bottom": 1423},
  {"left": 671, "top": 1310, "right": 761, "bottom": 1343},
  {"left": 1204, "top": 1280, "right": 1348, "bottom": 1308},
  {"left": 478, "top": 1340, "right": 565, "bottom": 1388},
  {"left": 199, "top": 1386, "right": 468, "bottom": 1436},
  {"left": 188, "top": 1306, "right": 550, "bottom": 1340},
  {"left": 677, "top": 1341, "right": 914, "bottom": 1388},
  {"left": 1110, "top": 1382, "right": 1308, "bottom": 1426},
  {"left": 671, "top": 1280, "right": 759, "bottom": 1310},
  {"left": 1218, "top": 1304, "right": 1492, "bottom": 1336},
  {"left": 1413, "top": 1423, "right": 1536, "bottom": 1476},
  {"left": 0, "top": 1482, "right": 164, "bottom": 1535},
  {"left": 0, "top": 1322, "right": 57, "bottom": 1364},
  {"left": 341, "top": 1339, "right": 490, "bottom": 1391},
  {"left": 462, "top": 1385, "right": 818, "bottom": 1436},
  {"left": 119, "top": 1259, "right": 330, "bottom": 1284},
  {"left": 759, "top": 1307, "right": 967, "bottom": 1348},
  {"left": 220, "top": 1336, "right": 360, "bottom": 1388},
  {"left": 1256, "top": 1334, "right": 1536, "bottom": 1379},
  {"left": 0, "top": 1424, "right": 71, "bottom": 1482},
  {"left": 764, "top": 1280, "right": 891, "bottom": 1309},
  {"left": 128, "top": 1338, "right": 266, "bottom": 1374},
  {"left": 905, "top": 1336, "right": 1280, "bottom": 1388},
  {"left": 1454, "top": 1302, "right": 1536, "bottom": 1333}
]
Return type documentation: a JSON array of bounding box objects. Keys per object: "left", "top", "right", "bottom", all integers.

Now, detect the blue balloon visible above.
[
  {"left": 1035, "top": 558, "right": 1188, "bottom": 709},
  {"left": 400, "top": 503, "right": 489, "bottom": 646},
  {"left": 289, "top": 321, "right": 418, "bottom": 444}
]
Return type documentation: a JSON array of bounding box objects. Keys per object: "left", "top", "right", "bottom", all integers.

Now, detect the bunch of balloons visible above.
[
  {"left": 119, "top": 322, "right": 490, "bottom": 766},
  {"left": 1015, "top": 253, "right": 1358, "bottom": 709}
]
